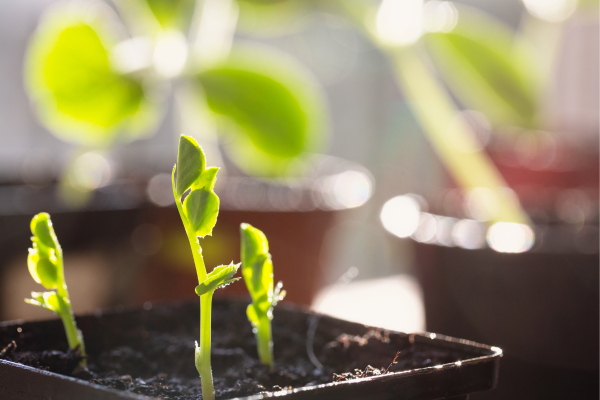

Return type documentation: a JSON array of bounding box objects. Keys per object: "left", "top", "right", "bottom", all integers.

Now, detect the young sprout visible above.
[
  {"left": 240, "top": 223, "right": 286, "bottom": 369},
  {"left": 24, "top": 213, "right": 86, "bottom": 365},
  {"left": 172, "top": 135, "right": 240, "bottom": 400}
]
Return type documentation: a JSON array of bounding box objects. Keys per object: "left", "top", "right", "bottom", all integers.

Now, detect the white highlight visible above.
[
  {"left": 376, "top": 0, "right": 424, "bottom": 46},
  {"left": 423, "top": 1, "right": 458, "bottom": 33},
  {"left": 380, "top": 195, "right": 421, "bottom": 238},
  {"left": 453, "top": 219, "right": 486, "bottom": 249},
  {"left": 69, "top": 152, "right": 111, "bottom": 191},
  {"left": 522, "top": 0, "right": 577, "bottom": 22},
  {"left": 436, "top": 217, "right": 457, "bottom": 247},
  {"left": 192, "top": 0, "right": 238, "bottom": 67},
  {"left": 153, "top": 30, "right": 188, "bottom": 78},
  {"left": 331, "top": 171, "right": 372, "bottom": 209},
  {"left": 111, "top": 37, "right": 153, "bottom": 74},
  {"left": 412, "top": 212, "right": 437, "bottom": 243},
  {"left": 487, "top": 222, "right": 535, "bottom": 253}
]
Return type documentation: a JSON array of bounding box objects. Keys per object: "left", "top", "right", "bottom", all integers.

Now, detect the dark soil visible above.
[{"left": 0, "top": 299, "right": 474, "bottom": 399}]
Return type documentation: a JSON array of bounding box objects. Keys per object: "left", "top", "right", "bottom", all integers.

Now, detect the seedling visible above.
[
  {"left": 240, "top": 223, "right": 286, "bottom": 369},
  {"left": 172, "top": 135, "right": 240, "bottom": 400},
  {"left": 24, "top": 213, "right": 86, "bottom": 365}
]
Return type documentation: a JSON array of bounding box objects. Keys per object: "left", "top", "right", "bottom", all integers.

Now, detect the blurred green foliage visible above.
[
  {"left": 24, "top": 0, "right": 327, "bottom": 178},
  {"left": 146, "top": 0, "right": 195, "bottom": 29},
  {"left": 25, "top": 10, "right": 155, "bottom": 147},
  {"left": 424, "top": 6, "right": 538, "bottom": 129},
  {"left": 199, "top": 44, "right": 326, "bottom": 176}
]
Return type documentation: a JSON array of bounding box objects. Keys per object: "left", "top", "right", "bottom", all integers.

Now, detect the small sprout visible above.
[
  {"left": 24, "top": 213, "right": 86, "bottom": 365},
  {"left": 172, "top": 135, "right": 240, "bottom": 400},
  {"left": 240, "top": 223, "right": 286, "bottom": 369}
]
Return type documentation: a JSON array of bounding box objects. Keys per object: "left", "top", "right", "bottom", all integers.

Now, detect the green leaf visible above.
[
  {"left": 241, "top": 223, "right": 269, "bottom": 268},
  {"left": 27, "top": 251, "right": 60, "bottom": 289},
  {"left": 145, "top": 0, "right": 195, "bottom": 29},
  {"left": 195, "top": 262, "right": 241, "bottom": 296},
  {"left": 24, "top": 5, "right": 158, "bottom": 147},
  {"left": 192, "top": 167, "right": 219, "bottom": 191},
  {"left": 27, "top": 213, "right": 63, "bottom": 289},
  {"left": 176, "top": 135, "right": 206, "bottom": 197},
  {"left": 246, "top": 303, "right": 259, "bottom": 327},
  {"left": 240, "top": 223, "right": 278, "bottom": 310},
  {"left": 183, "top": 188, "right": 220, "bottom": 237},
  {"left": 25, "top": 291, "right": 61, "bottom": 313},
  {"left": 424, "top": 6, "right": 537, "bottom": 128},
  {"left": 236, "top": 0, "right": 310, "bottom": 37},
  {"left": 197, "top": 44, "right": 328, "bottom": 177},
  {"left": 30, "top": 213, "right": 59, "bottom": 249}
]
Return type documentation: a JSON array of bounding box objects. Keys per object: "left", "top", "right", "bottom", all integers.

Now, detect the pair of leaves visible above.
[
  {"left": 174, "top": 136, "right": 220, "bottom": 238},
  {"left": 195, "top": 262, "right": 241, "bottom": 296},
  {"left": 27, "top": 213, "right": 63, "bottom": 290},
  {"left": 25, "top": 291, "right": 65, "bottom": 315},
  {"left": 424, "top": 5, "right": 538, "bottom": 128},
  {"left": 240, "top": 223, "right": 286, "bottom": 323},
  {"left": 246, "top": 281, "right": 285, "bottom": 326}
]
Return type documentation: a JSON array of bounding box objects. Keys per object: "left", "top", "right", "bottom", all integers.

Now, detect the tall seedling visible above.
[
  {"left": 240, "top": 223, "right": 286, "bottom": 369},
  {"left": 172, "top": 135, "right": 240, "bottom": 400},
  {"left": 24, "top": 213, "right": 86, "bottom": 365}
]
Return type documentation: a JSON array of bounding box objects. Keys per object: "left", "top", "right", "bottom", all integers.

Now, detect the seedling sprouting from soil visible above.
[
  {"left": 240, "top": 223, "right": 286, "bottom": 369},
  {"left": 172, "top": 135, "right": 240, "bottom": 400},
  {"left": 24, "top": 213, "right": 86, "bottom": 365}
]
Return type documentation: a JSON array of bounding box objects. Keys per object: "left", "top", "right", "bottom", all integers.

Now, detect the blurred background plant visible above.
[{"left": 23, "top": 0, "right": 330, "bottom": 208}]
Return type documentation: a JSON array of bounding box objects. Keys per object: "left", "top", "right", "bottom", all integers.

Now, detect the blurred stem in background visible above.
[
  {"left": 392, "top": 48, "right": 530, "bottom": 225},
  {"left": 336, "top": 0, "right": 531, "bottom": 226}
]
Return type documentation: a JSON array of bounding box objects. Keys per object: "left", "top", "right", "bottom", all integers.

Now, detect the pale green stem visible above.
[
  {"left": 174, "top": 186, "right": 214, "bottom": 399},
  {"left": 256, "top": 313, "right": 273, "bottom": 369},
  {"left": 56, "top": 283, "right": 86, "bottom": 366},
  {"left": 198, "top": 292, "right": 215, "bottom": 400}
]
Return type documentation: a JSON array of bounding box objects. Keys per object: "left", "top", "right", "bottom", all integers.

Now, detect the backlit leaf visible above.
[
  {"left": 246, "top": 303, "right": 259, "bottom": 327},
  {"left": 240, "top": 223, "right": 278, "bottom": 311},
  {"left": 192, "top": 167, "right": 219, "bottom": 192},
  {"left": 27, "top": 213, "right": 63, "bottom": 289},
  {"left": 195, "top": 262, "right": 241, "bottom": 296},
  {"left": 25, "top": 291, "right": 61, "bottom": 313},
  {"left": 176, "top": 135, "right": 206, "bottom": 197},
  {"left": 183, "top": 188, "right": 219, "bottom": 237},
  {"left": 30, "top": 213, "right": 59, "bottom": 250}
]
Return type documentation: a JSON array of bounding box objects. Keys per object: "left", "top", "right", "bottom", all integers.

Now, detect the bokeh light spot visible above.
[{"left": 380, "top": 195, "right": 421, "bottom": 238}]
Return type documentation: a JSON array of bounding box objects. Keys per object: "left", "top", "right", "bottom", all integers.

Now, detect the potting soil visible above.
[{"left": 0, "top": 300, "right": 468, "bottom": 399}]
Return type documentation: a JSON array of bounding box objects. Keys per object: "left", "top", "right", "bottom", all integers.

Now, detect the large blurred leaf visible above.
[
  {"left": 145, "top": 0, "right": 195, "bottom": 29},
  {"left": 25, "top": 4, "right": 159, "bottom": 147},
  {"left": 424, "top": 6, "right": 538, "bottom": 128},
  {"left": 196, "top": 43, "right": 328, "bottom": 177},
  {"left": 236, "top": 0, "right": 310, "bottom": 37}
]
